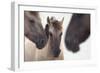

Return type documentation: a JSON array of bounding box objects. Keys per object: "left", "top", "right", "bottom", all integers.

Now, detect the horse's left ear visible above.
[
  {"left": 47, "top": 16, "right": 50, "bottom": 24},
  {"left": 60, "top": 17, "right": 64, "bottom": 25},
  {"left": 45, "top": 24, "right": 49, "bottom": 39}
]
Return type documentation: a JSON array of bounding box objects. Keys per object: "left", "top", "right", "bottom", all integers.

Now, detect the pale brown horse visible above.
[{"left": 42, "top": 16, "right": 64, "bottom": 60}]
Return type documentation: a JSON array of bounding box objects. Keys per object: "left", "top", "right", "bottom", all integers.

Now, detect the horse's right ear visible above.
[
  {"left": 60, "top": 17, "right": 64, "bottom": 25},
  {"left": 47, "top": 16, "right": 50, "bottom": 24}
]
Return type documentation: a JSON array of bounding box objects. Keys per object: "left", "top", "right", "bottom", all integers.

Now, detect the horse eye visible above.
[
  {"left": 49, "top": 32, "right": 52, "bottom": 37},
  {"left": 29, "top": 19, "right": 35, "bottom": 23},
  {"left": 60, "top": 32, "right": 62, "bottom": 37}
]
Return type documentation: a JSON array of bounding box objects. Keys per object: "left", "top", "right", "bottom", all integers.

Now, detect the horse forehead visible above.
[
  {"left": 49, "top": 26, "right": 54, "bottom": 33},
  {"left": 49, "top": 26, "right": 61, "bottom": 35},
  {"left": 25, "top": 11, "right": 41, "bottom": 23}
]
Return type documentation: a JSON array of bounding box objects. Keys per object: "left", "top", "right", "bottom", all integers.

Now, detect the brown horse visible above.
[
  {"left": 65, "top": 14, "right": 90, "bottom": 53},
  {"left": 24, "top": 11, "right": 47, "bottom": 49},
  {"left": 24, "top": 11, "right": 47, "bottom": 61},
  {"left": 43, "top": 16, "right": 64, "bottom": 60}
]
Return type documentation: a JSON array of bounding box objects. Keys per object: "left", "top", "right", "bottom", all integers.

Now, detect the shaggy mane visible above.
[{"left": 52, "top": 20, "right": 62, "bottom": 30}]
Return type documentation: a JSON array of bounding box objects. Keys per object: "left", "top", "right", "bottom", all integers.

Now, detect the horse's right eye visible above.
[
  {"left": 29, "top": 19, "right": 35, "bottom": 23},
  {"left": 49, "top": 32, "right": 52, "bottom": 37},
  {"left": 60, "top": 32, "right": 62, "bottom": 37}
]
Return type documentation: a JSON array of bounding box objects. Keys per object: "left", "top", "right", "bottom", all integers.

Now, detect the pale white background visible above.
[{"left": 0, "top": 0, "right": 100, "bottom": 73}]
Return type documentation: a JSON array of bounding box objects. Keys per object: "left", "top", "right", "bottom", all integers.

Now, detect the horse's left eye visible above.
[
  {"left": 29, "top": 19, "right": 35, "bottom": 23},
  {"left": 49, "top": 32, "right": 52, "bottom": 37},
  {"left": 60, "top": 32, "right": 62, "bottom": 37}
]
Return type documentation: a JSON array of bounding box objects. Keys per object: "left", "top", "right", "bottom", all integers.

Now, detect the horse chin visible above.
[
  {"left": 65, "top": 41, "right": 80, "bottom": 53},
  {"left": 36, "top": 43, "right": 46, "bottom": 49},
  {"left": 53, "top": 54, "right": 59, "bottom": 57},
  {"left": 36, "top": 37, "right": 48, "bottom": 49},
  {"left": 53, "top": 49, "right": 61, "bottom": 57},
  {"left": 36, "top": 45, "right": 43, "bottom": 49}
]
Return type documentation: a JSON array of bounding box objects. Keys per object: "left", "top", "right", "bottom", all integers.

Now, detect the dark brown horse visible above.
[
  {"left": 65, "top": 14, "right": 90, "bottom": 53},
  {"left": 24, "top": 11, "right": 47, "bottom": 49}
]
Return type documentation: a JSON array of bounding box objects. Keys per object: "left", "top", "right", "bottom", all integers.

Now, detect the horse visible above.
[
  {"left": 65, "top": 14, "right": 90, "bottom": 53},
  {"left": 35, "top": 16, "right": 64, "bottom": 60},
  {"left": 24, "top": 11, "right": 47, "bottom": 61},
  {"left": 24, "top": 11, "right": 47, "bottom": 49}
]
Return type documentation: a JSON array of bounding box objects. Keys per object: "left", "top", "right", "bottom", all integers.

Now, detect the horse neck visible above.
[{"left": 44, "top": 36, "right": 56, "bottom": 59}]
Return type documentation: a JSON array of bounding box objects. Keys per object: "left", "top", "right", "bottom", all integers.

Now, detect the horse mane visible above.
[{"left": 52, "top": 20, "right": 62, "bottom": 30}]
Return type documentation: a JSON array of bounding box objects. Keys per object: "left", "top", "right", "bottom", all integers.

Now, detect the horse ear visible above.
[
  {"left": 45, "top": 24, "right": 49, "bottom": 39},
  {"left": 47, "top": 16, "right": 50, "bottom": 24},
  {"left": 60, "top": 17, "right": 64, "bottom": 25}
]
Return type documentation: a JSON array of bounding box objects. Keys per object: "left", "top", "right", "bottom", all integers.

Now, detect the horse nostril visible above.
[
  {"left": 53, "top": 49, "right": 61, "bottom": 57},
  {"left": 40, "top": 39, "right": 44, "bottom": 44},
  {"left": 36, "top": 38, "right": 45, "bottom": 49}
]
